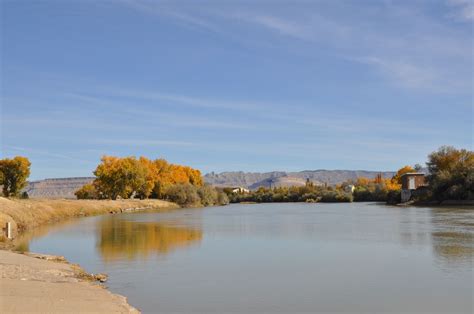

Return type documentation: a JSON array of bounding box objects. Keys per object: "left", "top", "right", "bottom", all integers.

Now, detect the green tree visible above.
[
  {"left": 0, "top": 156, "right": 31, "bottom": 197},
  {"left": 426, "top": 146, "right": 474, "bottom": 201}
]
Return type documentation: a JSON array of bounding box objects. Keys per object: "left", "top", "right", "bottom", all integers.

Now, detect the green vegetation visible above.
[
  {"left": 425, "top": 146, "right": 473, "bottom": 202},
  {"left": 0, "top": 156, "right": 31, "bottom": 197},
  {"left": 226, "top": 183, "right": 353, "bottom": 203}
]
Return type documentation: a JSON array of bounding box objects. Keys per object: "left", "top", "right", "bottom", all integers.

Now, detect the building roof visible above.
[{"left": 400, "top": 172, "right": 425, "bottom": 177}]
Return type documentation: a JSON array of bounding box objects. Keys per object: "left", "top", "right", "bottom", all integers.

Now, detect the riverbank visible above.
[
  {"left": 0, "top": 197, "right": 179, "bottom": 313},
  {"left": 0, "top": 250, "right": 139, "bottom": 313},
  {"left": 0, "top": 197, "right": 178, "bottom": 247}
]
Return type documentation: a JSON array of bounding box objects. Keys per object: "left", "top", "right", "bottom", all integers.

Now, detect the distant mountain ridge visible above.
[
  {"left": 25, "top": 177, "right": 94, "bottom": 199},
  {"left": 24, "top": 169, "right": 397, "bottom": 198},
  {"left": 204, "top": 170, "right": 396, "bottom": 189}
]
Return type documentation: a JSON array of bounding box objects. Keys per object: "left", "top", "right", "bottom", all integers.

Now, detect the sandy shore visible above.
[{"left": 0, "top": 250, "right": 139, "bottom": 313}]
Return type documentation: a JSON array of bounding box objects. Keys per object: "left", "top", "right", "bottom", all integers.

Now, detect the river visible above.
[{"left": 16, "top": 202, "right": 473, "bottom": 313}]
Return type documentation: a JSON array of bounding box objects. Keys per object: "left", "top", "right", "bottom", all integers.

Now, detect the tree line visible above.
[
  {"left": 1, "top": 146, "right": 472, "bottom": 205},
  {"left": 226, "top": 146, "right": 473, "bottom": 204},
  {"left": 75, "top": 156, "right": 229, "bottom": 207}
]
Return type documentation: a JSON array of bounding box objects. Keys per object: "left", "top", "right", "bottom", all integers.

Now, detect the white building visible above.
[{"left": 232, "top": 187, "right": 250, "bottom": 194}]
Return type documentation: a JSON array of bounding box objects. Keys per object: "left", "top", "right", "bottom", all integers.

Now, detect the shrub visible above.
[
  {"left": 386, "top": 190, "right": 401, "bottom": 205},
  {"left": 198, "top": 184, "right": 219, "bottom": 206},
  {"left": 164, "top": 183, "right": 201, "bottom": 207},
  {"left": 217, "top": 191, "right": 229, "bottom": 205},
  {"left": 75, "top": 183, "right": 99, "bottom": 200}
]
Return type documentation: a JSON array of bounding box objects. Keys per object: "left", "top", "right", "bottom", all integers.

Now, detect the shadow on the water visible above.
[{"left": 97, "top": 217, "right": 203, "bottom": 262}]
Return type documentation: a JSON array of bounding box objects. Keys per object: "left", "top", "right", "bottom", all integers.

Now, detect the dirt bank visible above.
[{"left": 0, "top": 250, "right": 140, "bottom": 313}]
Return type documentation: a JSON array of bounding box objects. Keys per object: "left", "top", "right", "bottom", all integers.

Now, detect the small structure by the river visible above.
[
  {"left": 400, "top": 173, "right": 426, "bottom": 202},
  {"left": 232, "top": 187, "right": 250, "bottom": 194}
]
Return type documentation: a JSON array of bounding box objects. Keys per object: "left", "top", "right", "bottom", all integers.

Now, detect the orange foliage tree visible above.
[
  {"left": 89, "top": 156, "right": 203, "bottom": 200},
  {"left": 391, "top": 165, "right": 416, "bottom": 185}
]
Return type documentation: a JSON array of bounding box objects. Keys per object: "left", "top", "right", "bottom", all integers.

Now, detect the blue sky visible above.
[{"left": 1, "top": 0, "right": 473, "bottom": 180}]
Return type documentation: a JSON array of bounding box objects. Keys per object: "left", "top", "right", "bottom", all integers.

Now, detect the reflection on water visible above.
[
  {"left": 97, "top": 217, "right": 202, "bottom": 262},
  {"left": 430, "top": 208, "right": 474, "bottom": 267}
]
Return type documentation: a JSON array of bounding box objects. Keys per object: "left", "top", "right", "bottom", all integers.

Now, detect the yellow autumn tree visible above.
[
  {"left": 88, "top": 156, "right": 204, "bottom": 200},
  {"left": 391, "top": 165, "right": 416, "bottom": 185},
  {"left": 356, "top": 177, "right": 370, "bottom": 186},
  {"left": 93, "top": 156, "right": 149, "bottom": 200},
  {"left": 0, "top": 156, "right": 31, "bottom": 197}
]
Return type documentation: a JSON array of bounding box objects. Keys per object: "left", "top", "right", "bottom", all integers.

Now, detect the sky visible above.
[{"left": 1, "top": 0, "right": 473, "bottom": 180}]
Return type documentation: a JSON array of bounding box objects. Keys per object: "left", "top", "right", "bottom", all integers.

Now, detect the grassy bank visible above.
[{"left": 0, "top": 197, "right": 178, "bottom": 243}]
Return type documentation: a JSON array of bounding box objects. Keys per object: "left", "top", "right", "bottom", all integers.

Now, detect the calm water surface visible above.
[{"left": 18, "top": 203, "right": 474, "bottom": 313}]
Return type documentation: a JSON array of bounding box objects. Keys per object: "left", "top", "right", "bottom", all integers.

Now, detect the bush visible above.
[
  {"left": 386, "top": 190, "right": 401, "bottom": 205},
  {"left": 321, "top": 190, "right": 353, "bottom": 202},
  {"left": 217, "top": 191, "right": 229, "bottom": 205},
  {"left": 164, "top": 183, "right": 201, "bottom": 207},
  {"left": 228, "top": 184, "right": 354, "bottom": 203},
  {"left": 198, "top": 184, "right": 219, "bottom": 206},
  {"left": 75, "top": 183, "right": 99, "bottom": 200}
]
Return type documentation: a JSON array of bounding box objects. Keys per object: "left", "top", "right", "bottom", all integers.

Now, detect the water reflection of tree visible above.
[
  {"left": 430, "top": 208, "right": 474, "bottom": 266},
  {"left": 97, "top": 218, "right": 202, "bottom": 262}
]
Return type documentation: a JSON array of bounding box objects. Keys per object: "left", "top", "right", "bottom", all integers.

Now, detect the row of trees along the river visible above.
[
  {"left": 226, "top": 146, "right": 473, "bottom": 204},
  {"left": 0, "top": 146, "right": 472, "bottom": 204},
  {"left": 75, "top": 156, "right": 229, "bottom": 207}
]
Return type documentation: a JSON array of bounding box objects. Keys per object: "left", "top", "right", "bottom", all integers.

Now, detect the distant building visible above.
[
  {"left": 400, "top": 173, "right": 426, "bottom": 202},
  {"left": 232, "top": 187, "right": 250, "bottom": 194},
  {"left": 344, "top": 185, "right": 355, "bottom": 194}
]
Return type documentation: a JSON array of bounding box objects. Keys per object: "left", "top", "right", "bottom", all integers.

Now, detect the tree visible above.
[
  {"left": 426, "top": 146, "right": 474, "bottom": 201},
  {"left": 93, "top": 156, "right": 149, "bottom": 200},
  {"left": 90, "top": 155, "right": 206, "bottom": 201},
  {"left": 391, "top": 165, "right": 416, "bottom": 184},
  {"left": 0, "top": 156, "right": 31, "bottom": 197}
]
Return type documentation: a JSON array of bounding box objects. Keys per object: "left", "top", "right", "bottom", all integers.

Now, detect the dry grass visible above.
[{"left": 0, "top": 197, "right": 178, "bottom": 241}]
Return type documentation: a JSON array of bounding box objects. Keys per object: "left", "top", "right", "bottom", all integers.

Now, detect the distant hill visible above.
[
  {"left": 204, "top": 170, "right": 396, "bottom": 189},
  {"left": 24, "top": 177, "right": 94, "bottom": 199},
  {"left": 24, "top": 169, "right": 397, "bottom": 198}
]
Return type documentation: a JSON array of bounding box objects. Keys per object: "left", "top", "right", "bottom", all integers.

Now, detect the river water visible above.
[{"left": 17, "top": 203, "right": 473, "bottom": 313}]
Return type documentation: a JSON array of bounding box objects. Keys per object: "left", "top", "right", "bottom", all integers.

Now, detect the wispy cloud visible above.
[
  {"left": 91, "top": 138, "right": 196, "bottom": 147},
  {"left": 116, "top": 2, "right": 472, "bottom": 93},
  {"left": 354, "top": 57, "right": 438, "bottom": 90},
  {"left": 4, "top": 145, "right": 93, "bottom": 164},
  {"left": 447, "top": 0, "right": 474, "bottom": 21},
  {"left": 245, "top": 15, "right": 310, "bottom": 40},
  {"left": 96, "top": 88, "right": 271, "bottom": 111},
  {"left": 118, "top": 0, "right": 221, "bottom": 32}
]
